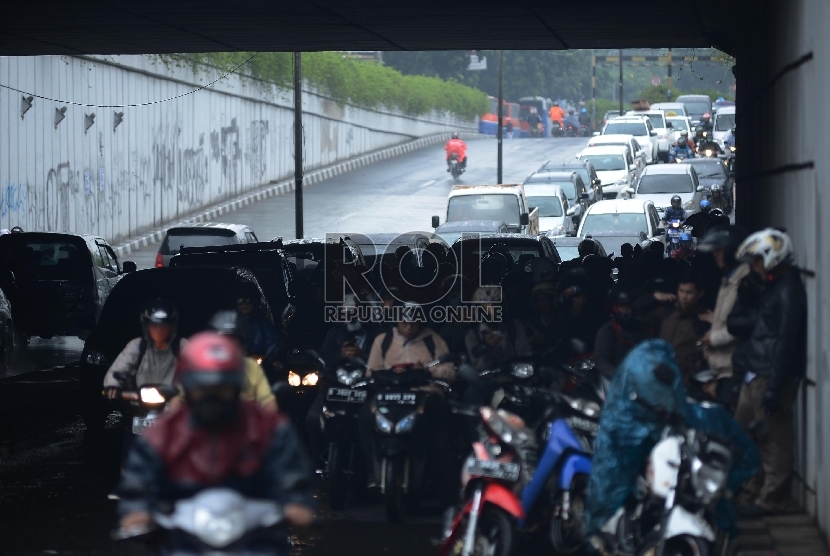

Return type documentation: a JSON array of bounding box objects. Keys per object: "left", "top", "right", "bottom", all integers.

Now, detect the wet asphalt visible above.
[{"left": 0, "top": 137, "right": 591, "bottom": 555}]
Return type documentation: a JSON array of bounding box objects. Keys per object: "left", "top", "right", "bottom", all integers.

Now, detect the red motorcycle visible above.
[{"left": 438, "top": 406, "right": 536, "bottom": 556}]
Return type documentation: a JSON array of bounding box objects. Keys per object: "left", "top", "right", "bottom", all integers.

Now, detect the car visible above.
[
  {"left": 155, "top": 223, "right": 259, "bottom": 267},
  {"left": 675, "top": 94, "right": 713, "bottom": 126},
  {"left": 548, "top": 235, "right": 607, "bottom": 262},
  {"left": 666, "top": 115, "right": 692, "bottom": 136},
  {"left": 651, "top": 102, "right": 690, "bottom": 119},
  {"left": 625, "top": 110, "right": 673, "bottom": 162},
  {"left": 348, "top": 232, "right": 433, "bottom": 270},
  {"left": 451, "top": 233, "right": 562, "bottom": 268},
  {"left": 679, "top": 158, "right": 735, "bottom": 203},
  {"left": 0, "top": 231, "right": 134, "bottom": 342},
  {"left": 602, "top": 110, "right": 623, "bottom": 126},
  {"left": 0, "top": 286, "right": 13, "bottom": 374},
  {"left": 576, "top": 145, "right": 638, "bottom": 200},
  {"left": 524, "top": 171, "right": 593, "bottom": 229},
  {"left": 281, "top": 236, "right": 366, "bottom": 270},
  {"left": 539, "top": 159, "right": 603, "bottom": 200},
  {"left": 601, "top": 116, "right": 658, "bottom": 165},
  {"left": 621, "top": 164, "right": 705, "bottom": 218},
  {"left": 521, "top": 184, "right": 574, "bottom": 237},
  {"left": 575, "top": 199, "right": 665, "bottom": 257},
  {"left": 586, "top": 133, "right": 646, "bottom": 175},
  {"left": 79, "top": 265, "right": 274, "bottom": 430},
  {"left": 434, "top": 220, "right": 510, "bottom": 246},
  {"left": 712, "top": 105, "right": 735, "bottom": 145}
]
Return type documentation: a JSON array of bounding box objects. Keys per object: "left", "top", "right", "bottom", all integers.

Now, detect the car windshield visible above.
[
  {"left": 604, "top": 122, "right": 647, "bottom": 136},
  {"left": 447, "top": 194, "right": 521, "bottom": 224},
  {"left": 161, "top": 232, "right": 235, "bottom": 255},
  {"left": 683, "top": 161, "right": 726, "bottom": 178},
  {"left": 579, "top": 154, "right": 626, "bottom": 171},
  {"left": 527, "top": 196, "right": 564, "bottom": 217},
  {"left": 645, "top": 114, "right": 665, "bottom": 129},
  {"left": 715, "top": 113, "right": 736, "bottom": 131},
  {"left": 667, "top": 118, "right": 688, "bottom": 131},
  {"left": 555, "top": 246, "right": 580, "bottom": 260},
  {"left": 637, "top": 174, "right": 694, "bottom": 194},
  {"left": 581, "top": 213, "right": 648, "bottom": 235},
  {"left": 680, "top": 101, "right": 711, "bottom": 115}
]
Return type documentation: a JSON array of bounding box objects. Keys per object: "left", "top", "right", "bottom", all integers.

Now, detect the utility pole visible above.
[
  {"left": 294, "top": 52, "right": 304, "bottom": 239},
  {"left": 667, "top": 48, "right": 673, "bottom": 101},
  {"left": 591, "top": 50, "right": 596, "bottom": 130},
  {"left": 497, "top": 50, "right": 504, "bottom": 184},
  {"left": 619, "top": 49, "right": 624, "bottom": 115}
]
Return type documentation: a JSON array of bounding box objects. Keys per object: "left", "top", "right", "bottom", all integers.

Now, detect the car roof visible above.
[
  {"left": 585, "top": 199, "right": 652, "bottom": 215},
  {"left": 608, "top": 116, "right": 648, "bottom": 123},
  {"left": 454, "top": 233, "right": 542, "bottom": 243},
  {"left": 354, "top": 232, "right": 432, "bottom": 245},
  {"left": 526, "top": 171, "right": 578, "bottom": 183},
  {"left": 579, "top": 145, "right": 629, "bottom": 155},
  {"left": 167, "top": 222, "right": 248, "bottom": 234},
  {"left": 589, "top": 133, "right": 636, "bottom": 143},
  {"left": 626, "top": 110, "right": 664, "bottom": 116},
  {"left": 652, "top": 102, "right": 685, "bottom": 108},
  {"left": 435, "top": 220, "right": 507, "bottom": 232},
  {"left": 641, "top": 164, "right": 694, "bottom": 175},
  {"left": 522, "top": 183, "right": 566, "bottom": 196},
  {"left": 715, "top": 106, "right": 735, "bottom": 114},
  {"left": 0, "top": 231, "right": 101, "bottom": 242}
]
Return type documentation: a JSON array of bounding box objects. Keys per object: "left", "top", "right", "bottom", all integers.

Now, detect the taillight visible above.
[{"left": 155, "top": 252, "right": 163, "bottom": 268}]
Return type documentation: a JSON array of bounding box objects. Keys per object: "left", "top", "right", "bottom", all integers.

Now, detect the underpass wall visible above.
[
  {"left": 0, "top": 55, "right": 477, "bottom": 243},
  {"left": 736, "top": 0, "right": 829, "bottom": 537}
]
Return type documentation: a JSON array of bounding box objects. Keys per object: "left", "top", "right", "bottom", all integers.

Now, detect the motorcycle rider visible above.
[
  {"left": 549, "top": 101, "right": 565, "bottom": 127},
  {"left": 594, "top": 283, "right": 654, "bottom": 379},
  {"left": 662, "top": 195, "right": 687, "bottom": 226},
  {"left": 465, "top": 286, "right": 533, "bottom": 371},
  {"left": 670, "top": 231, "right": 696, "bottom": 261},
  {"left": 697, "top": 132, "right": 725, "bottom": 156},
  {"left": 104, "top": 299, "right": 183, "bottom": 398},
  {"left": 725, "top": 126, "right": 737, "bottom": 151},
  {"left": 444, "top": 131, "right": 468, "bottom": 171},
  {"left": 696, "top": 226, "right": 750, "bottom": 407},
  {"left": 728, "top": 228, "right": 807, "bottom": 516},
  {"left": 551, "top": 271, "right": 606, "bottom": 351},
  {"left": 578, "top": 107, "right": 592, "bottom": 129},
  {"left": 527, "top": 108, "right": 543, "bottom": 136},
  {"left": 563, "top": 109, "right": 581, "bottom": 131},
  {"left": 116, "top": 332, "right": 314, "bottom": 534},
  {"left": 700, "top": 112, "right": 714, "bottom": 133},
  {"left": 235, "top": 283, "right": 282, "bottom": 362},
  {"left": 708, "top": 184, "right": 730, "bottom": 212},
  {"left": 670, "top": 137, "right": 694, "bottom": 160}
]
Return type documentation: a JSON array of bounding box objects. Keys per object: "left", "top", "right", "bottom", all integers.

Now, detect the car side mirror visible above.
[
  {"left": 592, "top": 132, "right": 600, "bottom": 137},
  {"left": 566, "top": 207, "right": 576, "bottom": 217},
  {"left": 566, "top": 230, "right": 577, "bottom": 237},
  {"left": 629, "top": 164, "right": 636, "bottom": 171},
  {"left": 696, "top": 185, "right": 707, "bottom": 192},
  {"left": 625, "top": 187, "right": 636, "bottom": 195},
  {"left": 655, "top": 227, "right": 666, "bottom": 235},
  {"left": 520, "top": 213, "right": 529, "bottom": 226},
  {"left": 593, "top": 179, "right": 601, "bottom": 186},
  {"left": 580, "top": 193, "right": 590, "bottom": 200},
  {"left": 728, "top": 170, "right": 736, "bottom": 178},
  {"left": 431, "top": 215, "right": 440, "bottom": 228},
  {"left": 121, "top": 261, "right": 137, "bottom": 273},
  {"left": 650, "top": 130, "right": 658, "bottom": 137}
]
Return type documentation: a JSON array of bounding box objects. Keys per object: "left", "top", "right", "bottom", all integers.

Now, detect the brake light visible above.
[{"left": 155, "top": 252, "right": 163, "bottom": 268}]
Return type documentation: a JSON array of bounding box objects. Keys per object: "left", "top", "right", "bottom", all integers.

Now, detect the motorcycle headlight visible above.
[
  {"left": 139, "top": 387, "right": 166, "bottom": 405},
  {"left": 287, "top": 371, "right": 302, "bottom": 387},
  {"left": 563, "top": 395, "right": 602, "bottom": 418},
  {"left": 691, "top": 456, "right": 728, "bottom": 505},
  {"left": 481, "top": 407, "right": 531, "bottom": 447},
  {"left": 256, "top": 357, "right": 263, "bottom": 365},
  {"left": 302, "top": 371, "right": 319, "bottom": 386},
  {"left": 704, "top": 149, "right": 713, "bottom": 157},
  {"left": 375, "top": 412, "right": 393, "bottom": 434},
  {"left": 85, "top": 350, "right": 109, "bottom": 366},
  {"left": 395, "top": 411, "right": 418, "bottom": 434},
  {"left": 512, "top": 362, "right": 534, "bottom": 379},
  {"left": 193, "top": 506, "right": 245, "bottom": 548},
  {"left": 730, "top": 146, "right": 736, "bottom": 152},
  {"left": 336, "top": 368, "right": 364, "bottom": 386}
]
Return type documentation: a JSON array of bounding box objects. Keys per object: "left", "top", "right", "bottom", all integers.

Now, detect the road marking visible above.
[{"left": 419, "top": 179, "right": 437, "bottom": 188}]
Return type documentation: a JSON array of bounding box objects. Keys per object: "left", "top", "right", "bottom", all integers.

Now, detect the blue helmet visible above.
[
  {"left": 680, "top": 232, "right": 693, "bottom": 242},
  {"left": 581, "top": 107, "right": 587, "bottom": 114},
  {"left": 700, "top": 198, "right": 711, "bottom": 209}
]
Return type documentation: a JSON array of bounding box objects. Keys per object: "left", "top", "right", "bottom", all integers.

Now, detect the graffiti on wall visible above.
[
  {"left": 246, "top": 120, "right": 269, "bottom": 182},
  {"left": 1, "top": 183, "right": 26, "bottom": 219},
  {"left": 179, "top": 133, "right": 209, "bottom": 206}
]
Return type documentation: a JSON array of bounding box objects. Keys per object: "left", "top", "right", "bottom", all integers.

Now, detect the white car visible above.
[
  {"left": 620, "top": 164, "right": 705, "bottom": 219},
  {"left": 522, "top": 183, "right": 573, "bottom": 237},
  {"left": 626, "top": 110, "right": 673, "bottom": 162},
  {"left": 713, "top": 105, "right": 735, "bottom": 145},
  {"left": 601, "top": 116, "right": 658, "bottom": 165},
  {"left": 576, "top": 145, "right": 637, "bottom": 200},
  {"left": 666, "top": 115, "right": 692, "bottom": 136},
  {"left": 586, "top": 133, "right": 646, "bottom": 174},
  {"left": 651, "top": 102, "right": 690, "bottom": 119},
  {"left": 576, "top": 199, "right": 665, "bottom": 256}
]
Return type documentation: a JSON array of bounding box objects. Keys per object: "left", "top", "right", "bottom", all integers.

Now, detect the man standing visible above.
[{"left": 728, "top": 229, "right": 807, "bottom": 516}]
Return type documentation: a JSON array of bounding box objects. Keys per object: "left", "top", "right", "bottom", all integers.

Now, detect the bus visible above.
[{"left": 479, "top": 96, "right": 521, "bottom": 136}]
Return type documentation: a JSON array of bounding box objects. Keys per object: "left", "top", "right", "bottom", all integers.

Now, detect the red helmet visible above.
[
  {"left": 702, "top": 112, "right": 711, "bottom": 120},
  {"left": 176, "top": 332, "right": 244, "bottom": 393}
]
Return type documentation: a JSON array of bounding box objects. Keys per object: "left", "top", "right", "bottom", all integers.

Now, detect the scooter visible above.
[
  {"left": 320, "top": 358, "right": 370, "bottom": 510},
  {"left": 449, "top": 153, "right": 464, "bottom": 180},
  {"left": 665, "top": 219, "right": 685, "bottom": 255},
  {"left": 104, "top": 371, "right": 178, "bottom": 437},
  {"left": 439, "top": 406, "right": 536, "bottom": 556},
  {"left": 551, "top": 121, "right": 564, "bottom": 137},
  {"left": 114, "top": 488, "right": 287, "bottom": 555},
  {"left": 277, "top": 348, "right": 324, "bottom": 435}
]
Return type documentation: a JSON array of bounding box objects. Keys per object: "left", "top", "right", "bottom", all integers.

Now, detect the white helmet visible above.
[{"left": 736, "top": 228, "right": 794, "bottom": 271}]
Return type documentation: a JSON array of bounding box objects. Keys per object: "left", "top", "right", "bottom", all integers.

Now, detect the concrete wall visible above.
[
  {"left": 735, "top": 0, "right": 828, "bottom": 535},
  {"left": 0, "top": 54, "right": 476, "bottom": 243}
]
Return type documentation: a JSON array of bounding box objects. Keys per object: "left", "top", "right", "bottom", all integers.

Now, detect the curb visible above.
[{"left": 112, "top": 131, "right": 490, "bottom": 257}]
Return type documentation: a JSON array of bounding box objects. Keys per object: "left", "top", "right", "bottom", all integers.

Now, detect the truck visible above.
[{"left": 431, "top": 184, "right": 540, "bottom": 236}]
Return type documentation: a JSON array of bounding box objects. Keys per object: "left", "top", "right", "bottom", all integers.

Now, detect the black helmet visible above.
[
  {"left": 141, "top": 299, "right": 178, "bottom": 326},
  {"left": 208, "top": 310, "right": 249, "bottom": 344},
  {"left": 451, "top": 132, "right": 460, "bottom": 140},
  {"left": 578, "top": 238, "right": 597, "bottom": 258},
  {"left": 609, "top": 282, "right": 634, "bottom": 306},
  {"left": 697, "top": 225, "right": 748, "bottom": 258},
  {"left": 671, "top": 195, "right": 682, "bottom": 205}
]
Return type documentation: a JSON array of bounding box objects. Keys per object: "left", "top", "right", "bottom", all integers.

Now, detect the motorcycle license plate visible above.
[
  {"left": 132, "top": 414, "right": 159, "bottom": 435},
  {"left": 376, "top": 392, "right": 417, "bottom": 405},
  {"left": 567, "top": 416, "right": 599, "bottom": 436},
  {"left": 326, "top": 388, "right": 367, "bottom": 403},
  {"left": 466, "top": 459, "right": 520, "bottom": 482}
]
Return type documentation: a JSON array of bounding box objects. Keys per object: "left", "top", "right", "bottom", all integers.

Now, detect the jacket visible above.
[
  {"left": 663, "top": 206, "right": 686, "bottom": 223},
  {"left": 445, "top": 139, "right": 467, "bottom": 160},
  {"left": 594, "top": 319, "right": 655, "bottom": 379},
  {"left": 244, "top": 312, "right": 281, "bottom": 357},
  {"left": 319, "top": 322, "right": 383, "bottom": 369},
  {"left": 366, "top": 326, "right": 454, "bottom": 381},
  {"left": 708, "top": 195, "right": 729, "bottom": 211},
  {"left": 706, "top": 263, "right": 750, "bottom": 378},
  {"left": 564, "top": 114, "right": 580, "bottom": 129},
  {"left": 670, "top": 144, "right": 694, "bottom": 158},
  {"left": 117, "top": 401, "right": 314, "bottom": 516},
  {"left": 728, "top": 266, "right": 807, "bottom": 387},
  {"left": 104, "top": 337, "right": 186, "bottom": 388},
  {"left": 549, "top": 106, "right": 565, "bottom": 124},
  {"left": 465, "top": 319, "right": 533, "bottom": 371}
]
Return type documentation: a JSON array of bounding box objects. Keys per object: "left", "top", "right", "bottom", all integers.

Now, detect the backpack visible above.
[
  {"left": 380, "top": 331, "right": 436, "bottom": 364},
  {"left": 135, "top": 336, "right": 182, "bottom": 370}
]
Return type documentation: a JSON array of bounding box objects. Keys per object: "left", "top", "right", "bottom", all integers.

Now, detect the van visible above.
[{"left": 675, "top": 94, "right": 713, "bottom": 125}]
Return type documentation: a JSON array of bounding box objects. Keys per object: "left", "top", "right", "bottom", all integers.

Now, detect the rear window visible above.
[
  {"left": 645, "top": 114, "right": 665, "bottom": 129},
  {"left": 160, "top": 231, "right": 236, "bottom": 255},
  {"left": 0, "top": 239, "right": 91, "bottom": 279},
  {"left": 581, "top": 213, "right": 648, "bottom": 235},
  {"left": 527, "top": 196, "right": 564, "bottom": 217},
  {"left": 604, "top": 121, "right": 647, "bottom": 136},
  {"left": 447, "top": 194, "right": 521, "bottom": 225},
  {"left": 637, "top": 174, "right": 694, "bottom": 194},
  {"left": 714, "top": 113, "right": 735, "bottom": 131}
]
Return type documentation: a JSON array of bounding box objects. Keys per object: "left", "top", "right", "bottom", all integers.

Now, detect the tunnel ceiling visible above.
[{"left": 0, "top": 0, "right": 739, "bottom": 56}]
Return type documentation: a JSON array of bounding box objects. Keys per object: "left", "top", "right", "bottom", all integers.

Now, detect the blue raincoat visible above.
[{"left": 584, "top": 339, "right": 759, "bottom": 536}]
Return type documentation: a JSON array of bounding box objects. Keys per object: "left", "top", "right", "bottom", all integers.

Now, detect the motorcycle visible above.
[
  {"left": 530, "top": 123, "right": 544, "bottom": 138},
  {"left": 104, "top": 371, "right": 178, "bottom": 437},
  {"left": 551, "top": 121, "right": 564, "bottom": 137},
  {"left": 320, "top": 358, "right": 370, "bottom": 510},
  {"left": 439, "top": 406, "right": 536, "bottom": 556},
  {"left": 370, "top": 354, "right": 454, "bottom": 523},
  {"left": 665, "top": 219, "right": 684, "bottom": 255},
  {"left": 578, "top": 124, "right": 590, "bottom": 138},
  {"left": 114, "top": 488, "right": 287, "bottom": 555},
  {"left": 565, "top": 125, "right": 578, "bottom": 138},
  {"left": 278, "top": 349, "right": 324, "bottom": 440},
  {"left": 449, "top": 153, "right": 463, "bottom": 180}
]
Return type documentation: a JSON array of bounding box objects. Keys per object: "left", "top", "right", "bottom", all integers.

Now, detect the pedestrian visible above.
[
  {"left": 728, "top": 228, "right": 807, "bottom": 516},
  {"left": 505, "top": 119, "right": 513, "bottom": 139}
]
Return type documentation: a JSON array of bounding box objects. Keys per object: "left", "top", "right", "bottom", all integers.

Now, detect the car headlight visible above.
[
  {"left": 512, "top": 362, "right": 534, "bottom": 378},
  {"left": 85, "top": 350, "right": 109, "bottom": 366},
  {"left": 193, "top": 506, "right": 245, "bottom": 548},
  {"left": 375, "top": 412, "right": 393, "bottom": 434},
  {"left": 395, "top": 411, "right": 418, "bottom": 434},
  {"left": 684, "top": 200, "right": 695, "bottom": 209},
  {"left": 139, "top": 387, "right": 166, "bottom": 405},
  {"left": 563, "top": 395, "right": 602, "bottom": 418},
  {"left": 302, "top": 371, "right": 319, "bottom": 386},
  {"left": 287, "top": 371, "right": 301, "bottom": 387},
  {"left": 336, "top": 368, "right": 364, "bottom": 386}
]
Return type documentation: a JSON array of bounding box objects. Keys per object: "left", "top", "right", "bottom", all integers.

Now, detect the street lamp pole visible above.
[
  {"left": 497, "top": 50, "right": 504, "bottom": 184},
  {"left": 294, "top": 52, "right": 304, "bottom": 239}
]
